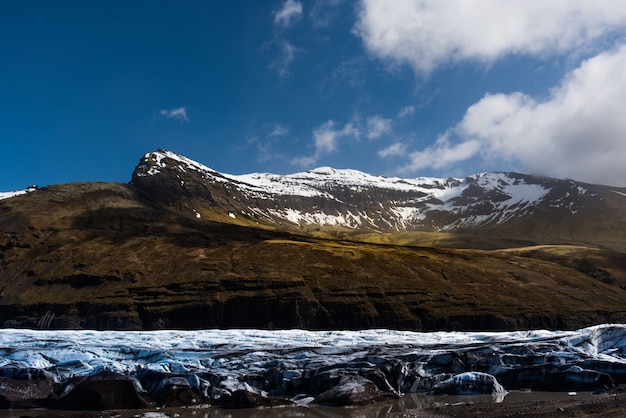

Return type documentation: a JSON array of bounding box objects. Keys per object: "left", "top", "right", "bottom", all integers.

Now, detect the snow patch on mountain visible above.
[
  {"left": 0, "top": 191, "right": 25, "bottom": 200},
  {"left": 613, "top": 190, "right": 626, "bottom": 197},
  {"left": 268, "top": 207, "right": 374, "bottom": 228},
  {"left": 0, "top": 186, "right": 37, "bottom": 201},
  {"left": 135, "top": 150, "right": 600, "bottom": 231},
  {"left": 256, "top": 157, "right": 532, "bottom": 227},
  {"left": 140, "top": 149, "right": 469, "bottom": 198},
  {"left": 437, "top": 173, "right": 553, "bottom": 229}
]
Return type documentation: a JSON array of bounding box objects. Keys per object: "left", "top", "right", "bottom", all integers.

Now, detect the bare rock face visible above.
[
  {"left": 53, "top": 374, "right": 151, "bottom": 410},
  {"left": 148, "top": 376, "right": 207, "bottom": 407},
  {"left": 0, "top": 369, "right": 59, "bottom": 409}
]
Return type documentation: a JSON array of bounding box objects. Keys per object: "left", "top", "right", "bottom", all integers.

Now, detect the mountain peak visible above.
[
  {"left": 134, "top": 149, "right": 220, "bottom": 179},
  {"left": 127, "top": 150, "right": 626, "bottom": 245},
  {"left": 308, "top": 166, "right": 337, "bottom": 175}
]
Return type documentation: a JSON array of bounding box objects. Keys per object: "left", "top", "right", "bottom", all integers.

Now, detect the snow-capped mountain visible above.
[
  {"left": 131, "top": 149, "right": 626, "bottom": 235},
  {"left": 2, "top": 149, "right": 626, "bottom": 333}
]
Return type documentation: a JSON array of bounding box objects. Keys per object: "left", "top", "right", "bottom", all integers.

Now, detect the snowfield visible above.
[{"left": 0, "top": 186, "right": 36, "bottom": 200}]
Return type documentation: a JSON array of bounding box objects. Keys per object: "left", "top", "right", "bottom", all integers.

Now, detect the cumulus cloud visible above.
[
  {"left": 355, "top": 0, "right": 626, "bottom": 75},
  {"left": 378, "top": 142, "right": 407, "bottom": 158},
  {"left": 274, "top": 0, "right": 303, "bottom": 28},
  {"left": 366, "top": 115, "right": 392, "bottom": 139},
  {"left": 292, "top": 120, "right": 360, "bottom": 166},
  {"left": 313, "top": 120, "right": 359, "bottom": 153},
  {"left": 158, "top": 107, "right": 189, "bottom": 122},
  {"left": 402, "top": 136, "right": 482, "bottom": 172},
  {"left": 402, "top": 45, "right": 626, "bottom": 186}
]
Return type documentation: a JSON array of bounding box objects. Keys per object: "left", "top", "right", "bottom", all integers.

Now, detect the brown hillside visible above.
[{"left": 1, "top": 182, "right": 626, "bottom": 331}]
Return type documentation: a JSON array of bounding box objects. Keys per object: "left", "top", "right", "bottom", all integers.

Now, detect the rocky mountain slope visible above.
[
  {"left": 131, "top": 150, "right": 626, "bottom": 247},
  {"left": 1, "top": 149, "right": 626, "bottom": 331}
]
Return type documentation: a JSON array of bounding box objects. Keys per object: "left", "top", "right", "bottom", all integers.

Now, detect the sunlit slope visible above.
[{"left": 131, "top": 150, "right": 626, "bottom": 251}]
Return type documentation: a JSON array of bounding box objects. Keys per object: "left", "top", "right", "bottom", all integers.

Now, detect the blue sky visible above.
[{"left": 2, "top": 1, "right": 626, "bottom": 191}]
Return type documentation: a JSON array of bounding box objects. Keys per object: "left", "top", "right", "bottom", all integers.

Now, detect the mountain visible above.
[
  {"left": 131, "top": 149, "right": 626, "bottom": 250},
  {"left": 1, "top": 149, "right": 626, "bottom": 331}
]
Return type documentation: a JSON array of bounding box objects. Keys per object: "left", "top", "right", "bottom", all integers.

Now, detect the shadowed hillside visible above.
[{"left": 1, "top": 178, "right": 626, "bottom": 331}]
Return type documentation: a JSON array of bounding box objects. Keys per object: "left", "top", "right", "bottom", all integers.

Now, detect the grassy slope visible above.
[{"left": 1, "top": 183, "right": 626, "bottom": 330}]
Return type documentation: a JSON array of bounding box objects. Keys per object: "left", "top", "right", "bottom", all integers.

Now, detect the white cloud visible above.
[
  {"left": 402, "top": 44, "right": 626, "bottom": 186},
  {"left": 292, "top": 120, "right": 360, "bottom": 166},
  {"left": 331, "top": 57, "right": 367, "bottom": 87},
  {"left": 355, "top": 0, "right": 626, "bottom": 75},
  {"left": 268, "top": 1, "right": 305, "bottom": 78},
  {"left": 274, "top": 0, "right": 303, "bottom": 28},
  {"left": 158, "top": 107, "right": 189, "bottom": 122},
  {"left": 366, "top": 115, "right": 392, "bottom": 139},
  {"left": 246, "top": 123, "right": 289, "bottom": 163},
  {"left": 314, "top": 120, "right": 359, "bottom": 153},
  {"left": 269, "top": 123, "right": 289, "bottom": 138},
  {"left": 403, "top": 135, "right": 482, "bottom": 172},
  {"left": 269, "top": 40, "right": 300, "bottom": 77},
  {"left": 378, "top": 142, "right": 407, "bottom": 158},
  {"left": 291, "top": 155, "right": 318, "bottom": 167},
  {"left": 310, "top": 0, "right": 343, "bottom": 28},
  {"left": 397, "top": 106, "right": 414, "bottom": 118}
]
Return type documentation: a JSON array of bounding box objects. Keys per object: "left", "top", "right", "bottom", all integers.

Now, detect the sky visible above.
[{"left": 2, "top": 1, "right": 626, "bottom": 192}]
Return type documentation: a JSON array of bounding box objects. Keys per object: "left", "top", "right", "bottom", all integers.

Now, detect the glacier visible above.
[{"left": 1, "top": 325, "right": 626, "bottom": 410}]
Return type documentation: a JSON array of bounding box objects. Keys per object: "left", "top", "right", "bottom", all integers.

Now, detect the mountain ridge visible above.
[
  {"left": 129, "top": 149, "right": 626, "bottom": 250},
  {"left": 1, "top": 149, "right": 626, "bottom": 331}
]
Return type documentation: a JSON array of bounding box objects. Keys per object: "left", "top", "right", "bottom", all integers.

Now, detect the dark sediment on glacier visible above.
[{"left": 1, "top": 326, "right": 626, "bottom": 410}]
